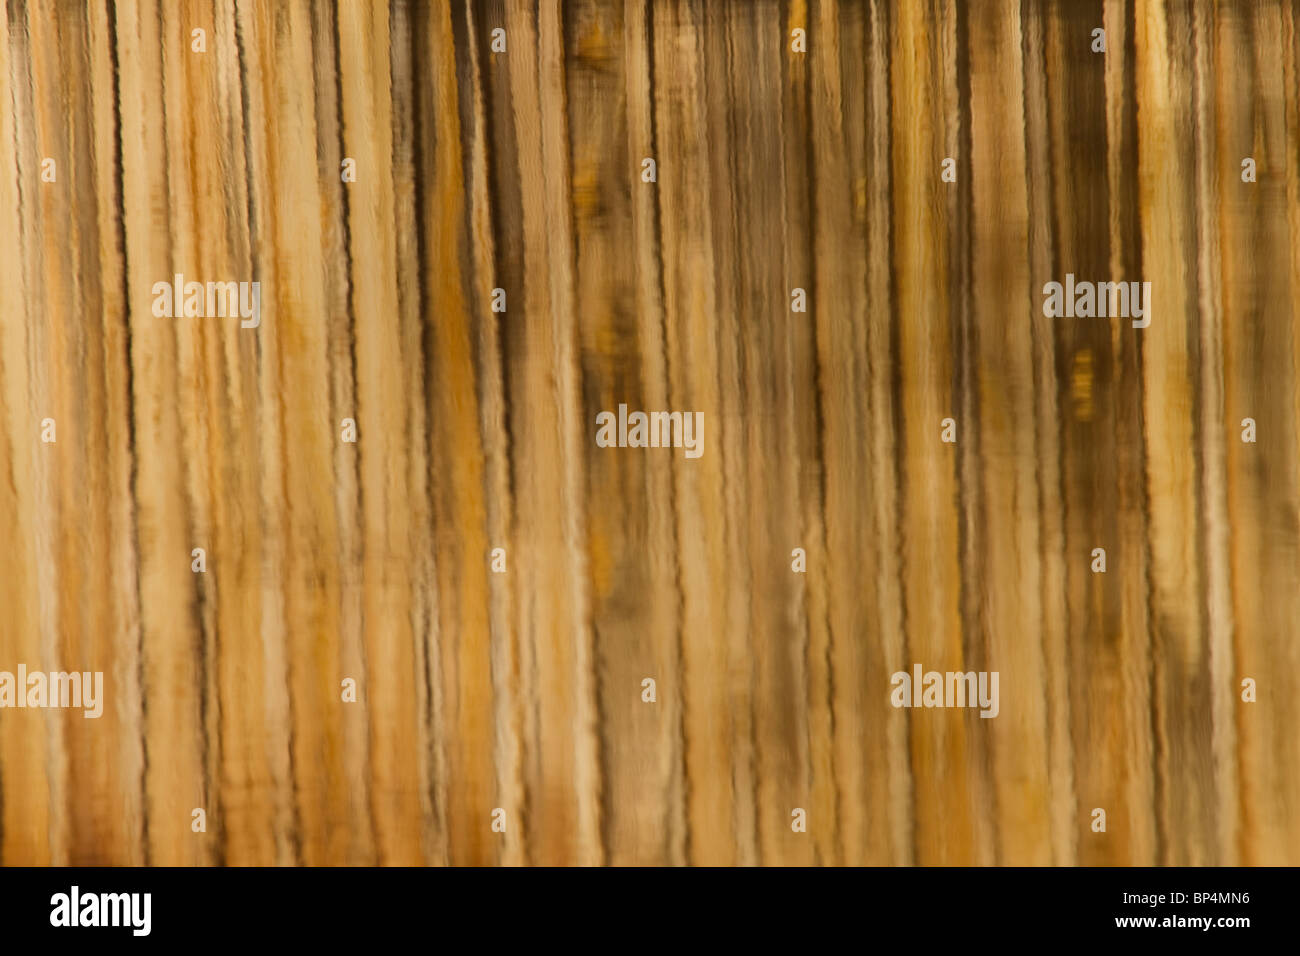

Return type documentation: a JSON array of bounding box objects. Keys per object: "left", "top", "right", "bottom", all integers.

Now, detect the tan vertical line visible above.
[
  {"left": 255, "top": 0, "right": 349, "bottom": 866},
  {"left": 235, "top": 0, "right": 300, "bottom": 866},
  {"left": 418, "top": 0, "right": 500, "bottom": 866},
  {"left": 649, "top": 0, "right": 732, "bottom": 866},
  {"left": 1102, "top": 0, "right": 1160, "bottom": 866},
  {"left": 700, "top": 2, "right": 758, "bottom": 869},
  {"left": 1285, "top": 0, "right": 1300, "bottom": 862},
  {"left": 20, "top": 0, "right": 71, "bottom": 869},
  {"left": 406, "top": 0, "right": 448, "bottom": 869},
  {"left": 116, "top": 0, "right": 207, "bottom": 866},
  {"left": 1253, "top": 0, "right": 1300, "bottom": 867},
  {"left": 818, "top": 0, "right": 874, "bottom": 867},
  {"left": 763, "top": 0, "right": 817, "bottom": 868},
  {"left": 1221, "top": 0, "right": 1300, "bottom": 865},
  {"left": 863, "top": 0, "right": 914, "bottom": 867},
  {"left": 1191, "top": 0, "right": 1239, "bottom": 866},
  {"left": 192, "top": 32, "right": 229, "bottom": 855},
  {"left": 387, "top": 0, "right": 439, "bottom": 866},
  {"left": 29, "top": 0, "right": 84, "bottom": 868},
  {"left": 569, "top": 0, "right": 683, "bottom": 864},
  {"left": 503, "top": 0, "right": 601, "bottom": 864},
  {"left": 623, "top": 0, "right": 688, "bottom": 866},
  {"left": 0, "top": 0, "right": 53, "bottom": 867},
  {"left": 166, "top": 0, "right": 217, "bottom": 865},
  {"left": 692, "top": 2, "right": 758, "bottom": 868},
  {"left": 312, "top": 0, "right": 374, "bottom": 867},
  {"left": 461, "top": 0, "right": 524, "bottom": 868},
  {"left": 88, "top": 0, "right": 148, "bottom": 865},
  {"left": 944, "top": 0, "right": 999, "bottom": 868},
  {"left": 537, "top": 0, "right": 602, "bottom": 865},
  {"left": 1022, "top": 1, "right": 1078, "bottom": 865},
  {"left": 504, "top": 0, "right": 551, "bottom": 864},
  {"left": 891, "top": 0, "right": 974, "bottom": 865},
  {"left": 336, "top": 0, "right": 423, "bottom": 865},
  {"left": 967, "top": 0, "right": 1053, "bottom": 866},
  {"left": 804, "top": 0, "right": 850, "bottom": 868},
  {"left": 483, "top": 0, "right": 542, "bottom": 865},
  {"left": 1284, "top": 0, "right": 1300, "bottom": 865},
  {"left": 1135, "top": 0, "right": 1212, "bottom": 865},
  {"left": 202, "top": 0, "right": 287, "bottom": 867}
]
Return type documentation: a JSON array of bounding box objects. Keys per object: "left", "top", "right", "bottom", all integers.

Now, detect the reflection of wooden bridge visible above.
[{"left": 1, "top": 0, "right": 1296, "bottom": 868}]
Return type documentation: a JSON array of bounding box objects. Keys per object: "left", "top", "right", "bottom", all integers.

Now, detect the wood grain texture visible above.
[{"left": 1, "top": 0, "right": 1298, "bottom": 866}]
